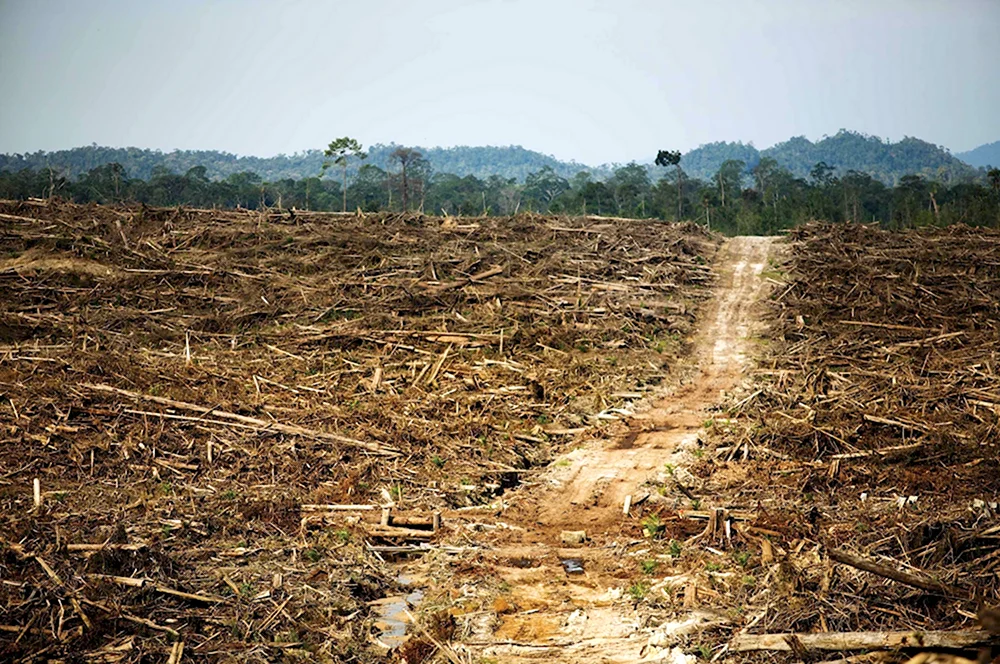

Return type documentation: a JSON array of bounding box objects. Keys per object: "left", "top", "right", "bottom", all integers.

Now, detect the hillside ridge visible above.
[{"left": 0, "top": 130, "right": 991, "bottom": 185}]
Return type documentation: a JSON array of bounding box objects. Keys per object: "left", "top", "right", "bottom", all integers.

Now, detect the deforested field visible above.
[
  {"left": 0, "top": 200, "right": 718, "bottom": 661},
  {"left": 709, "top": 222, "right": 1000, "bottom": 644},
  {"left": 4, "top": 201, "right": 1000, "bottom": 664}
]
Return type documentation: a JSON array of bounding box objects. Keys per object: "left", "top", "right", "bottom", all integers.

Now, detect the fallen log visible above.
[
  {"left": 366, "top": 524, "right": 435, "bottom": 540},
  {"left": 827, "top": 547, "right": 965, "bottom": 597},
  {"left": 81, "top": 383, "right": 400, "bottom": 457},
  {"left": 422, "top": 265, "right": 504, "bottom": 295},
  {"left": 300, "top": 504, "right": 378, "bottom": 512},
  {"left": 731, "top": 629, "right": 995, "bottom": 652}
]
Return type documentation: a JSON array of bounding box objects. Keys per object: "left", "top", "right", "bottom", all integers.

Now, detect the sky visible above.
[{"left": 0, "top": 0, "right": 997, "bottom": 165}]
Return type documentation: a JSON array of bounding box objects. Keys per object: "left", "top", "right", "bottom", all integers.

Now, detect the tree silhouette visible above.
[
  {"left": 390, "top": 147, "right": 422, "bottom": 211},
  {"left": 322, "top": 137, "right": 366, "bottom": 212},
  {"left": 656, "top": 149, "right": 683, "bottom": 220}
]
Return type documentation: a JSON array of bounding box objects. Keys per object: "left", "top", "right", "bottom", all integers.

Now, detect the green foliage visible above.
[
  {"left": 608, "top": 162, "right": 652, "bottom": 216},
  {"left": 323, "top": 137, "right": 365, "bottom": 170},
  {"left": 642, "top": 513, "right": 664, "bottom": 539},
  {"left": 1, "top": 131, "right": 985, "bottom": 191},
  {"left": 523, "top": 166, "right": 569, "bottom": 212},
  {"left": 1, "top": 131, "right": 998, "bottom": 234},
  {"left": 627, "top": 580, "right": 650, "bottom": 600},
  {"left": 322, "top": 137, "right": 366, "bottom": 212},
  {"left": 667, "top": 539, "right": 683, "bottom": 557},
  {"left": 640, "top": 559, "right": 659, "bottom": 575},
  {"left": 655, "top": 150, "right": 682, "bottom": 167}
]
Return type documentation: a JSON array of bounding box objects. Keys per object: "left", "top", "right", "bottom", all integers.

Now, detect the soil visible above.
[
  {"left": 0, "top": 200, "right": 721, "bottom": 662},
  {"left": 8, "top": 202, "right": 994, "bottom": 663},
  {"left": 414, "top": 236, "right": 777, "bottom": 662}
]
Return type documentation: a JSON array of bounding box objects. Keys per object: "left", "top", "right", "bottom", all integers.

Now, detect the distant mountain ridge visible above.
[
  {"left": 0, "top": 130, "right": 991, "bottom": 186},
  {"left": 679, "top": 131, "right": 982, "bottom": 184},
  {"left": 957, "top": 140, "right": 1000, "bottom": 169},
  {"left": 0, "top": 144, "right": 597, "bottom": 184}
]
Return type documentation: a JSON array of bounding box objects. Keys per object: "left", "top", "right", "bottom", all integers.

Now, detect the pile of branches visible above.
[
  {"left": 725, "top": 222, "right": 1000, "bottom": 640},
  {"left": 0, "top": 199, "right": 718, "bottom": 660}
]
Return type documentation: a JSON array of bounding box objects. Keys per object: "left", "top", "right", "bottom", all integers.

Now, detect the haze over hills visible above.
[
  {"left": 0, "top": 144, "right": 594, "bottom": 185},
  {"left": 683, "top": 131, "right": 984, "bottom": 184},
  {"left": 0, "top": 130, "right": 992, "bottom": 186},
  {"left": 957, "top": 141, "right": 1000, "bottom": 169}
]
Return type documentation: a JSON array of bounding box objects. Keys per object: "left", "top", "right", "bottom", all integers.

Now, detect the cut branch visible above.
[
  {"left": 731, "top": 629, "right": 995, "bottom": 652},
  {"left": 827, "top": 548, "right": 965, "bottom": 597},
  {"left": 81, "top": 383, "right": 400, "bottom": 457}
]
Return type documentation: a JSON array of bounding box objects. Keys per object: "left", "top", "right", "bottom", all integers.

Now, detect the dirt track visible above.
[{"left": 444, "top": 236, "right": 776, "bottom": 662}]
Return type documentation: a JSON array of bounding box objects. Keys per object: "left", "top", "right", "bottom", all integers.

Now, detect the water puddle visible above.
[
  {"left": 373, "top": 574, "right": 425, "bottom": 649},
  {"left": 561, "top": 558, "right": 585, "bottom": 575}
]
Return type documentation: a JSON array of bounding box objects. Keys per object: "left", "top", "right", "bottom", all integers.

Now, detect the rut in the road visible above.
[{"left": 449, "top": 236, "right": 776, "bottom": 663}]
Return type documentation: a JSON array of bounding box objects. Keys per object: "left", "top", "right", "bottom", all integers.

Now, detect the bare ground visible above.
[
  {"left": 0, "top": 201, "right": 722, "bottom": 662},
  {"left": 416, "top": 236, "right": 776, "bottom": 663}
]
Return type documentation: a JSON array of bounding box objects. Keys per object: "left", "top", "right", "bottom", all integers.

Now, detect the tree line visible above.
[
  {"left": 2, "top": 146, "right": 998, "bottom": 235},
  {"left": 1, "top": 130, "right": 991, "bottom": 187}
]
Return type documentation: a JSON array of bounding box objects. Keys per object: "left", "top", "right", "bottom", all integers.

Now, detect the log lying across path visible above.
[{"left": 731, "top": 629, "right": 996, "bottom": 652}]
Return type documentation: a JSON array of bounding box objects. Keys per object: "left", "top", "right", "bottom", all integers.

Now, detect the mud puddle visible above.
[{"left": 372, "top": 574, "right": 425, "bottom": 649}]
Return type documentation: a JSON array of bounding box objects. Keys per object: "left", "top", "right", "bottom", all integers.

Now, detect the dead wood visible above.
[
  {"left": 827, "top": 547, "right": 965, "bottom": 597},
  {"left": 0, "top": 200, "right": 721, "bottom": 660},
  {"left": 81, "top": 382, "right": 400, "bottom": 456},
  {"left": 715, "top": 222, "right": 1000, "bottom": 644},
  {"left": 731, "top": 630, "right": 996, "bottom": 652}
]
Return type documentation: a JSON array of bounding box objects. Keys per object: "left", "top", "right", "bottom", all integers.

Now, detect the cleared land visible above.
[
  {"left": 718, "top": 223, "right": 1000, "bottom": 636},
  {"left": 0, "top": 200, "right": 717, "bottom": 661},
  {"left": 3, "top": 202, "right": 999, "bottom": 664},
  {"left": 397, "top": 223, "right": 1000, "bottom": 664}
]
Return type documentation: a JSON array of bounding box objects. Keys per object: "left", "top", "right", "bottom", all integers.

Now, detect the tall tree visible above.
[
  {"left": 656, "top": 149, "right": 683, "bottom": 220},
  {"left": 348, "top": 164, "right": 389, "bottom": 212},
  {"left": 323, "top": 137, "right": 366, "bottom": 212},
  {"left": 389, "top": 147, "right": 422, "bottom": 211},
  {"left": 609, "top": 163, "right": 651, "bottom": 217},
  {"left": 988, "top": 168, "right": 1000, "bottom": 194},
  {"left": 715, "top": 159, "right": 744, "bottom": 208},
  {"left": 523, "top": 166, "right": 570, "bottom": 212}
]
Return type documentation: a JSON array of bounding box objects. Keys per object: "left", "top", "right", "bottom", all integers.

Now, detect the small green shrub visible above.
[{"left": 628, "top": 581, "right": 649, "bottom": 600}]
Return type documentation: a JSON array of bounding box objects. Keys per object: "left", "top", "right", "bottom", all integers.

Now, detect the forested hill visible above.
[
  {"left": 0, "top": 130, "right": 988, "bottom": 185},
  {"left": 0, "top": 144, "right": 595, "bottom": 183},
  {"left": 957, "top": 140, "right": 1000, "bottom": 169},
  {"left": 680, "top": 131, "right": 981, "bottom": 184}
]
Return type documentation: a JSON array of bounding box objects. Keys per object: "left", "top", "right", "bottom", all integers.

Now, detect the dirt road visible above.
[{"left": 434, "top": 236, "right": 776, "bottom": 662}]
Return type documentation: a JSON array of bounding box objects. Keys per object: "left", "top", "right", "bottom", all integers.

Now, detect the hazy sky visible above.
[{"left": 0, "top": 0, "right": 997, "bottom": 164}]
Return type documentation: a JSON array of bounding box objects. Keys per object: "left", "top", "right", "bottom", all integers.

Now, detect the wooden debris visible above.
[
  {"left": 731, "top": 629, "right": 996, "bottom": 652},
  {"left": 366, "top": 524, "right": 435, "bottom": 540},
  {"left": 827, "top": 548, "right": 965, "bottom": 597},
  {"left": 82, "top": 383, "right": 401, "bottom": 456},
  {"left": 723, "top": 223, "right": 1000, "bottom": 648},
  {"left": 0, "top": 200, "right": 719, "bottom": 660}
]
